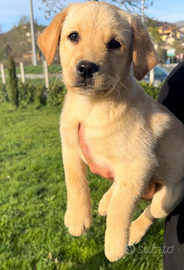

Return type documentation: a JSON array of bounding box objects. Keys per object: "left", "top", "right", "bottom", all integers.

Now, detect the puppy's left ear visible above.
[
  {"left": 37, "top": 6, "right": 70, "bottom": 65},
  {"left": 131, "top": 15, "right": 158, "bottom": 80}
]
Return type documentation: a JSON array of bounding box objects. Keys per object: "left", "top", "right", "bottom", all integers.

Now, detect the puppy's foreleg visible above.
[
  {"left": 98, "top": 183, "right": 115, "bottom": 216},
  {"left": 105, "top": 161, "right": 155, "bottom": 262},
  {"left": 62, "top": 133, "right": 92, "bottom": 237}
]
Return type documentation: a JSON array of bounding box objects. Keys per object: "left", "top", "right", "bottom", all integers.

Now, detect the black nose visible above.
[{"left": 77, "top": 61, "right": 99, "bottom": 79}]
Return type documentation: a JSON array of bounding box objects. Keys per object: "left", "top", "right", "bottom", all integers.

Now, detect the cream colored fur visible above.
[{"left": 38, "top": 2, "right": 184, "bottom": 262}]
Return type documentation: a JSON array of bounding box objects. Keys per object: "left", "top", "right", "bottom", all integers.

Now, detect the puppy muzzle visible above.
[{"left": 77, "top": 60, "right": 99, "bottom": 83}]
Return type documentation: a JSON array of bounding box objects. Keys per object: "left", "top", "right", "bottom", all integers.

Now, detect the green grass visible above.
[
  {"left": 17, "top": 64, "right": 61, "bottom": 75},
  {"left": 2, "top": 77, "right": 61, "bottom": 88},
  {"left": 2, "top": 64, "right": 61, "bottom": 88},
  {"left": 4, "top": 65, "right": 61, "bottom": 75},
  {"left": 23, "top": 77, "right": 60, "bottom": 87},
  {"left": 0, "top": 103, "right": 164, "bottom": 270}
]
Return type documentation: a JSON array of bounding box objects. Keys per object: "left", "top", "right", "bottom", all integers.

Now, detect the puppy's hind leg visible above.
[
  {"left": 129, "top": 180, "right": 184, "bottom": 246},
  {"left": 150, "top": 179, "right": 184, "bottom": 218},
  {"left": 98, "top": 183, "right": 115, "bottom": 216},
  {"left": 129, "top": 204, "right": 154, "bottom": 246}
]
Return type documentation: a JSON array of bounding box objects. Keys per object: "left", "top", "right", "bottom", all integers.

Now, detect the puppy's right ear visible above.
[{"left": 37, "top": 7, "right": 69, "bottom": 65}]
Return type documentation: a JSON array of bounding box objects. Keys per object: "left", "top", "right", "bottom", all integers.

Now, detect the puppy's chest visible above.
[
  {"left": 81, "top": 104, "right": 132, "bottom": 162},
  {"left": 63, "top": 96, "right": 151, "bottom": 164}
]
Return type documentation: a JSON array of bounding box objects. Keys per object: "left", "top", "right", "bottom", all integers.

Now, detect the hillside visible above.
[
  {"left": 145, "top": 17, "right": 177, "bottom": 28},
  {"left": 176, "top": 21, "right": 184, "bottom": 27},
  {"left": 0, "top": 23, "right": 45, "bottom": 66}
]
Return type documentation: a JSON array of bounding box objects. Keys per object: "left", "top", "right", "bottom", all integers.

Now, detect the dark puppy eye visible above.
[
  {"left": 107, "top": 39, "right": 121, "bottom": 50},
  {"left": 68, "top": 32, "right": 79, "bottom": 42}
]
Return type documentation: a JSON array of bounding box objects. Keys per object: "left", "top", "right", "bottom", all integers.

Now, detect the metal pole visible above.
[
  {"left": 29, "top": 0, "right": 37, "bottom": 66},
  {"left": 141, "top": 0, "right": 145, "bottom": 23}
]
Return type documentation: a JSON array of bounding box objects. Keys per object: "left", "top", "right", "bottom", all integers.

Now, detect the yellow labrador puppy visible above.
[{"left": 38, "top": 1, "right": 184, "bottom": 262}]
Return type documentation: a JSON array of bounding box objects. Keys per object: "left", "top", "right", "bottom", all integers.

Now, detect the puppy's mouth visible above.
[{"left": 68, "top": 83, "right": 112, "bottom": 96}]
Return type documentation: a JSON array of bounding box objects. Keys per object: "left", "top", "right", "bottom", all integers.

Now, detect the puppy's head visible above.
[{"left": 38, "top": 2, "right": 158, "bottom": 96}]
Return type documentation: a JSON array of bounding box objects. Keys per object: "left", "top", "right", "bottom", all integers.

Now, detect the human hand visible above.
[{"left": 142, "top": 180, "right": 157, "bottom": 201}]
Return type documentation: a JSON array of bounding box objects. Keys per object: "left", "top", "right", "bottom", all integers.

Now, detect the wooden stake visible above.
[
  {"left": 44, "top": 60, "right": 49, "bottom": 88},
  {"left": 20, "top": 62, "right": 25, "bottom": 83},
  {"left": 0, "top": 63, "right": 6, "bottom": 84}
]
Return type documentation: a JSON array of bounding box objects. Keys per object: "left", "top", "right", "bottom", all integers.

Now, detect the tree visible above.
[
  {"left": 148, "top": 26, "right": 161, "bottom": 43},
  {"left": 39, "top": 0, "right": 153, "bottom": 19},
  {"left": 8, "top": 56, "right": 19, "bottom": 108},
  {"left": 18, "top": 16, "right": 30, "bottom": 25},
  {"left": 39, "top": 0, "right": 64, "bottom": 19},
  {"left": 4, "top": 44, "right": 12, "bottom": 58},
  {"left": 18, "top": 16, "right": 38, "bottom": 27},
  {"left": 172, "top": 40, "right": 184, "bottom": 56},
  {"left": 148, "top": 26, "right": 163, "bottom": 60}
]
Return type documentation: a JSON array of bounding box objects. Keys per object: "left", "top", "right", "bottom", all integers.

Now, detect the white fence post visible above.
[
  {"left": 44, "top": 60, "right": 49, "bottom": 88},
  {"left": 20, "top": 62, "right": 25, "bottom": 83},
  {"left": 149, "top": 68, "right": 154, "bottom": 85},
  {"left": 0, "top": 63, "right": 6, "bottom": 84}
]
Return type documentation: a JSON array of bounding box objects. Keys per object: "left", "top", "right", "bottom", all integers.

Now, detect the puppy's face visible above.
[
  {"left": 38, "top": 2, "right": 158, "bottom": 96},
  {"left": 60, "top": 3, "right": 132, "bottom": 96}
]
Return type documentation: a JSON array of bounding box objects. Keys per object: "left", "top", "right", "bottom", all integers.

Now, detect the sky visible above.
[{"left": 0, "top": 0, "right": 184, "bottom": 33}]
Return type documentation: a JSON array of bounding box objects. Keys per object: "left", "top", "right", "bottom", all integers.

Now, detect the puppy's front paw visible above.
[
  {"left": 64, "top": 207, "right": 92, "bottom": 237},
  {"left": 105, "top": 229, "right": 127, "bottom": 262}
]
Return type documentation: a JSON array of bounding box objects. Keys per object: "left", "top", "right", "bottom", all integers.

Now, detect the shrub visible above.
[
  {"left": 34, "top": 86, "right": 47, "bottom": 108},
  {"left": 8, "top": 56, "right": 19, "bottom": 108},
  {"left": 18, "top": 82, "right": 36, "bottom": 106},
  {"left": 139, "top": 81, "right": 161, "bottom": 101},
  {"left": 17, "top": 83, "right": 47, "bottom": 108},
  {"left": 0, "top": 83, "right": 9, "bottom": 102},
  {"left": 47, "top": 82, "right": 67, "bottom": 106}
]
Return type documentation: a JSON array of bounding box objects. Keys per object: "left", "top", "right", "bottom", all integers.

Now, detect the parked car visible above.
[{"left": 142, "top": 66, "right": 169, "bottom": 87}]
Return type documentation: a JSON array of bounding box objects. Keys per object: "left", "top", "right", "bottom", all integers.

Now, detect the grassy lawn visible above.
[
  {"left": 2, "top": 64, "right": 62, "bottom": 88},
  {"left": 4, "top": 65, "right": 61, "bottom": 75},
  {"left": 0, "top": 103, "right": 165, "bottom": 270}
]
